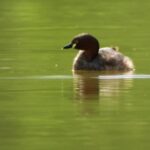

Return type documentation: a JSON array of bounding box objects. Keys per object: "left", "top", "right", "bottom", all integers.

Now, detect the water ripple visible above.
[
  {"left": 98, "top": 74, "right": 150, "bottom": 79},
  {"left": 0, "top": 75, "right": 73, "bottom": 80},
  {"left": 0, "top": 74, "right": 150, "bottom": 80}
]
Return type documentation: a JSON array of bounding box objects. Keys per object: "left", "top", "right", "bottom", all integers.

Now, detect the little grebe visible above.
[{"left": 63, "top": 33, "right": 134, "bottom": 71}]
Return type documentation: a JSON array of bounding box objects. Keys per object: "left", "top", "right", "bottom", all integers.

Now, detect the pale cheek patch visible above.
[{"left": 72, "top": 43, "right": 77, "bottom": 49}]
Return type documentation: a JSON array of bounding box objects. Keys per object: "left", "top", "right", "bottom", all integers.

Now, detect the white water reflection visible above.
[
  {"left": 98, "top": 74, "right": 150, "bottom": 79},
  {"left": 0, "top": 75, "right": 73, "bottom": 80},
  {"left": 0, "top": 73, "right": 150, "bottom": 100},
  {"left": 0, "top": 73, "right": 150, "bottom": 80}
]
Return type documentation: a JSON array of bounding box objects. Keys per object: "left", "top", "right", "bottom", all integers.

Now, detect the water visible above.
[{"left": 0, "top": 0, "right": 150, "bottom": 150}]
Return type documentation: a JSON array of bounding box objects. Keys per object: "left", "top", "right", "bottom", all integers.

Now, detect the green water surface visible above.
[{"left": 0, "top": 0, "right": 150, "bottom": 150}]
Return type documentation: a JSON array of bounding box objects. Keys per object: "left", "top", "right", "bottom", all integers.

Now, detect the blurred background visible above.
[{"left": 0, "top": 0, "right": 150, "bottom": 150}]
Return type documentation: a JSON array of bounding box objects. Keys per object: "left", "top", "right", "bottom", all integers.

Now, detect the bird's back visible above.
[
  {"left": 73, "top": 47, "right": 134, "bottom": 71},
  {"left": 99, "top": 47, "right": 134, "bottom": 70}
]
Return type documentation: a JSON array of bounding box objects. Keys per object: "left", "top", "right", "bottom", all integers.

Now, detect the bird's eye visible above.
[{"left": 74, "top": 40, "right": 79, "bottom": 44}]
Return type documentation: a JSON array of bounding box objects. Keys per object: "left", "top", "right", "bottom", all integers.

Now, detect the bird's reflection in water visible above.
[
  {"left": 73, "top": 71, "right": 100, "bottom": 115},
  {"left": 73, "top": 72, "right": 99, "bottom": 100},
  {"left": 73, "top": 70, "right": 133, "bottom": 115}
]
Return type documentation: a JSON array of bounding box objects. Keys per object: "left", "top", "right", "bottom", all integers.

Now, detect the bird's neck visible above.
[{"left": 82, "top": 49, "right": 99, "bottom": 61}]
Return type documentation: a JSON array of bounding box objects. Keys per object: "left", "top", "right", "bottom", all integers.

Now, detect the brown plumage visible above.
[{"left": 63, "top": 33, "right": 134, "bottom": 71}]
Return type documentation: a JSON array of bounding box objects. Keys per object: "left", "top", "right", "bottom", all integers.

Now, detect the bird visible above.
[{"left": 63, "top": 33, "right": 134, "bottom": 71}]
